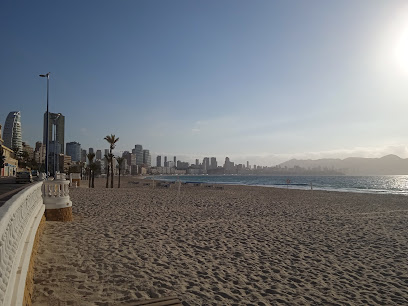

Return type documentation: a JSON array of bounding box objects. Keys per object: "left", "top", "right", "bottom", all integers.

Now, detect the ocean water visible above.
[{"left": 148, "top": 175, "right": 408, "bottom": 195}]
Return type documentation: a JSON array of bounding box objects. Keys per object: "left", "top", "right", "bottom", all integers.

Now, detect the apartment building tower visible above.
[{"left": 3, "top": 111, "right": 22, "bottom": 152}]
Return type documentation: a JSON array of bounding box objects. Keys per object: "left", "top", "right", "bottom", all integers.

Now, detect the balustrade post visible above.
[{"left": 41, "top": 176, "right": 73, "bottom": 222}]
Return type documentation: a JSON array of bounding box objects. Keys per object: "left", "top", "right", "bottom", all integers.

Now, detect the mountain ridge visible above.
[{"left": 279, "top": 154, "right": 408, "bottom": 175}]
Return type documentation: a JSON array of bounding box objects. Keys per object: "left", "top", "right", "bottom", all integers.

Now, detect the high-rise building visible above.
[
  {"left": 134, "top": 145, "right": 143, "bottom": 165},
  {"left": 121, "top": 151, "right": 131, "bottom": 174},
  {"left": 130, "top": 153, "right": 136, "bottom": 166},
  {"left": 177, "top": 160, "right": 189, "bottom": 170},
  {"left": 247, "top": 161, "right": 249, "bottom": 169},
  {"left": 43, "top": 112, "right": 65, "bottom": 154},
  {"left": 211, "top": 157, "right": 217, "bottom": 169},
  {"left": 66, "top": 141, "right": 81, "bottom": 162},
  {"left": 203, "top": 157, "right": 210, "bottom": 170},
  {"left": 104, "top": 149, "right": 109, "bottom": 158},
  {"left": 173, "top": 156, "right": 176, "bottom": 164},
  {"left": 164, "top": 156, "right": 168, "bottom": 166},
  {"left": 35, "top": 141, "right": 42, "bottom": 151},
  {"left": 195, "top": 159, "right": 199, "bottom": 166},
  {"left": 3, "top": 111, "right": 22, "bottom": 152},
  {"left": 89, "top": 148, "right": 94, "bottom": 155},
  {"left": 157, "top": 155, "right": 162, "bottom": 167},
  {"left": 224, "top": 157, "right": 234, "bottom": 171},
  {"left": 96, "top": 149, "right": 102, "bottom": 160},
  {"left": 49, "top": 140, "right": 62, "bottom": 174},
  {"left": 81, "top": 149, "right": 87, "bottom": 162},
  {"left": 143, "top": 149, "right": 151, "bottom": 167}
]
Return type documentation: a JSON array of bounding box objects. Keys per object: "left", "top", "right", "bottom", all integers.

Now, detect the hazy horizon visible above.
[{"left": 2, "top": 0, "right": 408, "bottom": 166}]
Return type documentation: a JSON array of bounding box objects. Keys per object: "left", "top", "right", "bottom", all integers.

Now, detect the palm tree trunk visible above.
[
  {"left": 92, "top": 170, "right": 95, "bottom": 188},
  {"left": 106, "top": 165, "right": 109, "bottom": 188},
  {"left": 88, "top": 168, "right": 91, "bottom": 188},
  {"left": 110, "top": 159, "right": 114, "bottom": 188},
  {"left": 118, "top": 169, "right": 121, "bottom": 188}
]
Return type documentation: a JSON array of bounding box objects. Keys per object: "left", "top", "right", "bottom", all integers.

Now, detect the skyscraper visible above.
[
  {"left": 3, "top": 111, "right": 22, "bottom": 152},
  {"left": 224, "top": 157, "right": 234, "bottom": 171},
  {"left": 143, "top": 149, "right": 151, "bottom": 167},
  {"left": 122, "top": 151, "right": 131, "bottom": 170},
  {"left": 134, "top": 144, "right": 143, "bottom": 165},
  {"left": 81, "top": 149, "right": 87, "bottom": 162},
  {"left": 164, "top": 156, "right": 168, "bottom": 166},
  {"left": 66, "top": 141, "right": 81, "bottom": 162},
  {"left": 96, "top": 149, "right": 102, "bottom": 160},
  {"left": 157, "top": 155, "right": 162, "bottom": 167},
  {"left": 43, "top": 112, "right": 65, "bottom": 154},
  {"left": 203, "top": 157, "right": 210, "bottom": 170},
  {"left": 211, "top": 157, "right": 217, "bottom": 169},
  {"left": 173, "top": 156, "right": 176, "bottom": 164},
  {"left": 89, "top": 148, "right": 94, "bottom": 155}
]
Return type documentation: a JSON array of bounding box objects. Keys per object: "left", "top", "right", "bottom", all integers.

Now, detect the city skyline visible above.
[
  {"left": 2, "top": 1, "right": 408, "bottom": 165},
  {"left": 4, "top": 107, "right": 408, "bottom": 168}
]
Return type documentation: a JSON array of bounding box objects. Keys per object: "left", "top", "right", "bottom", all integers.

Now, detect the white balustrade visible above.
[
  {"left": 0, "top": 182, "right": 45, "bottom": 306},
  {"left": 42, "top": 178, "right": 72, "bottom": 210}
]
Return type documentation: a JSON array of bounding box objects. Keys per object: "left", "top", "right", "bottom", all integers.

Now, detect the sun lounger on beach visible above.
[{"left": 134, "top": 295, "right": 182, "bottom": 306}]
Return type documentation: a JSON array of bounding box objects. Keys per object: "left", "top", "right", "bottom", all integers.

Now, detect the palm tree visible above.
[
  {"left": 87, "top": 152, "right": 95, "bottom": 188},
  {"left": 116, "top": 157, "right": 124, "bottom": 188},
  {"left": 104, "top": 134, "right": 119, "bottom": 188},
  {"left": 89, "top": 163, "right": 98, "bottom": 188},
  {"left": 104, "top": 153, "right": 111, "bottom": 188}
]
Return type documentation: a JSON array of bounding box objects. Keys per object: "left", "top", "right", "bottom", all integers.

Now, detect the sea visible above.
[{"left": 147, "top": 175, "right": 408, "bottom": 196}]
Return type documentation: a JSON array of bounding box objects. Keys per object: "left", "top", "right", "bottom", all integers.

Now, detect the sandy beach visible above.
[{"left": 32, "top": 177, "right": 408, "bottom": 305}]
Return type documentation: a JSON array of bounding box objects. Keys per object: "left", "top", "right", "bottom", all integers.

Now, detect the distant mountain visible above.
[{"left": 278, "top": 154, "right": 408, "bottom": 175}]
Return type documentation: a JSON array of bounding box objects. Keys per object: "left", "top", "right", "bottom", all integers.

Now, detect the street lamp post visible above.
[
  {"left": 39, "top": 73, "right": 50, "bottom": 179},
  {"left": 53, "top": 113, "right": 61, "bottom": 176}
]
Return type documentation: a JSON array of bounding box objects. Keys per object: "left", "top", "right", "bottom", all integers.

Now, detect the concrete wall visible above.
[{"left": 0, "top": 182, "right": 45, "bottom": 305}]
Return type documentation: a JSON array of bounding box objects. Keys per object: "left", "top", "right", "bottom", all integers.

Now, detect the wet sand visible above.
[{"left": 32, "top": 177, "right": 408, "bottom": 305}]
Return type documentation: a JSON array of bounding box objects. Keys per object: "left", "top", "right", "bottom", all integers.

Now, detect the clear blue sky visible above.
[{"left": 1, "top": 0, "right": 408, "bottom": 165}]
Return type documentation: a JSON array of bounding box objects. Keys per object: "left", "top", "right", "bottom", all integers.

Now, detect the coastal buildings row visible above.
[
  {"left": 1, "top": 109, "right": 265, "bottom": 177},
  {"left": 0, "top": 110, "right": 73, "bottom": 176},
  {"left": 2, "top": 109, "right": 342, "bottom": 178}
]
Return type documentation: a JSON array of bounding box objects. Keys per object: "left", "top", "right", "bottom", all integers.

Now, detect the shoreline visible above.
[
  {"left": 32, "top": 177, "right": 408, "bottom": 305},
  {"left": 145, "top": 175, "right": 408, "bottom": 196}
]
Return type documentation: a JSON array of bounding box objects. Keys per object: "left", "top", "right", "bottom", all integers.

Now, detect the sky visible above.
[{"left": 1, "top": 0, "right": 408, "bottom": 166}]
